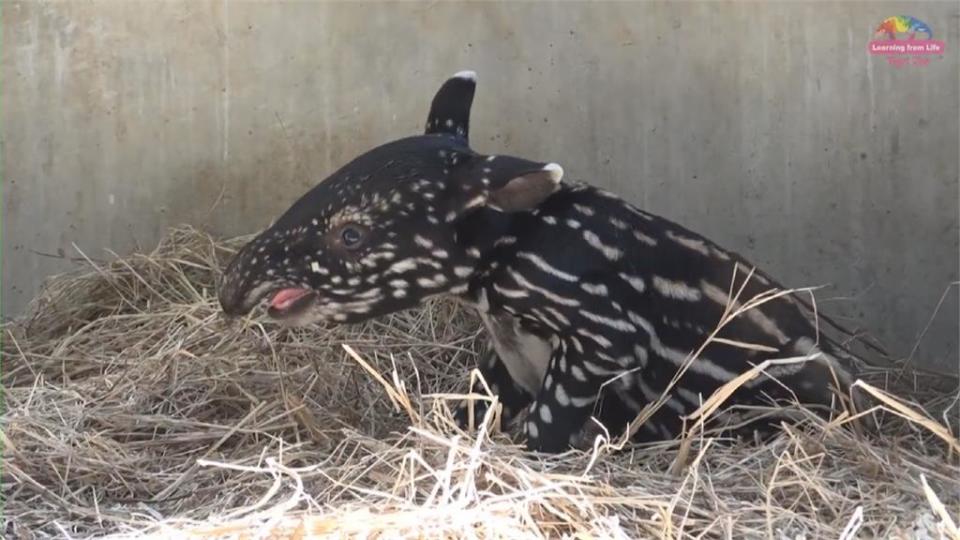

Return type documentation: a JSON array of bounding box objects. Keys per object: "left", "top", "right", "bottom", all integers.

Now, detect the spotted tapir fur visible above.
[{"left": 219, "top": 70, "right": 866, "bottom": 453}]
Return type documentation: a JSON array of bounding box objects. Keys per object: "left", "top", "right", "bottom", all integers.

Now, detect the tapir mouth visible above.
[{"left": 266, "top": 288, "right": 316, "bottom": 319}]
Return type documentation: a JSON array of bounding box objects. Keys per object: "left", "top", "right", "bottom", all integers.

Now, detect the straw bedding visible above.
[{"left": 3, "top": 226, "right": 958, "bottom": 539}]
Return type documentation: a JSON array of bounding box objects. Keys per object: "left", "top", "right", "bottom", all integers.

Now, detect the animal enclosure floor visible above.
[{"left": 3, "top": 226, "right": 959, "bottom": 539}]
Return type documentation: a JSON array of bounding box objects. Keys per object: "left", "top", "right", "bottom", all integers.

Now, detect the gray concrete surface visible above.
[{"left": 3, "top": 1, "right": 958, "bottom": 369}]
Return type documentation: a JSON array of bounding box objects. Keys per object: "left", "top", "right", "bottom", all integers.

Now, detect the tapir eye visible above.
[{"left": 340, "top": 226, "right": 364, "bottom": 249}]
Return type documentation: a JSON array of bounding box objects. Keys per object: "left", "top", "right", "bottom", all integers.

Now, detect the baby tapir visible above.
[{"left": 219, "top": 71, "right": 864, "bottom": 453}]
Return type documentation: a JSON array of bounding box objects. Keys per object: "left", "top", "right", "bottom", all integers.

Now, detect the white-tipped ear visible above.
[
  {"left": 453, "top": 69, "right": 477, "bottom": 81},
  {"left": 541, "top": 162, "right": 564, "bottom": 184},
  {"left": 449, "top": 155, "right": 563, "bottom": 217},
  {"left": 487, "top": 162, "right": 565, "bottom": 212},
  {"left": 425, "top": 71, "right": 477, "bottom": 141}
]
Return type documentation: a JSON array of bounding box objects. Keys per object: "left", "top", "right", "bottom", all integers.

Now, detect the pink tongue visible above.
[{"left": 270, "top": 288, "right": 311, "bottom": 310}]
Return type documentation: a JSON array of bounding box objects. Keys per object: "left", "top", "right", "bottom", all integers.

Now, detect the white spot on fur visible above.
[
  {"left": 417, "top": 274, "right": 448, "bottom": 288},
  {"left": 544, "top": 306, "right": 570, "bottom": 326},
  {"left": 573, "top": 204, "right": 595, "bottom": 216},
  {"left": 633, "top": 230, "right": 658, "bottom": 246},
  {"left": 626, "top": 206, "right": 654, "bottom": 221},
  {"left": 578, "top": 309, "right": 636, "bottom": 332},
  {"left": 634, "top": 345, "right": 649, "bottom": 368},
  {"left": 583, "top": 230, "right": 623, "bottom": 261},
  {"left": 570, "top": 364, "right": 587, "bottom": 382},
  {"left": 508, "top": 269, "right": 580, "bottom": 306},
  {"left": 569, "top": 394, "right": 595, "bottom": 408},
  {"left": 577, "top": 327, "right": 612, "bottom": 348},
  {"left": 609, "top": 217, "right": 629, "bottom": 230},
  {"left": 493, "top": 284, "right": 529, "bottom": 299},
  {"left": 711, "top": 247, "right": 732, "bottom": 261},
  {"left": 414, "top": 235, "right": 433, "bottom": 249},
  {"left": 517, "top": 252, "right": 577, "bottom": 282},
  {"left": 387, "top": 259, "right": 418, "bottom": 274},
  {"left": 581, "top": 282, "right": 608, "bottom": 296},
  {"left": 618, "top": 273, "right": 646, "bottom": 293},
  {"left": 582, "top": 359, "right": 620, "bottom": 376},
  {"left": 666, "top": 230, "right": 711, "bottom": 257},
  {"left": 539, "top": 404, "right": 553, "bottom": 423},
  {"left": 652, "top": 276, "right": 702, "bottom": 301}
]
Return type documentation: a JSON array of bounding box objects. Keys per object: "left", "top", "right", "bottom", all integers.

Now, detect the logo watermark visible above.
[{"left": 868, "top": 16, "right": 946, "bottom": 67}]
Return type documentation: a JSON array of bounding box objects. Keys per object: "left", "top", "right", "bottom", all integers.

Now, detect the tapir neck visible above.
[{"left": 454, "top": 207, "right": 516, "bottom": 255}]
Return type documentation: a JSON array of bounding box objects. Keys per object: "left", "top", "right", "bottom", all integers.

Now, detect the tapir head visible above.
[{"left": 218, "top": 71, "right": 564, "bottom": 324}]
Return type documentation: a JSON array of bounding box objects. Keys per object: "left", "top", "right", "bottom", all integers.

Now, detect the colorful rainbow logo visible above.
[
  {"left": 868, "top": 16, "right": 945, "bottom": 66},
  {"left": 874, "top": 16, "right": 934, "bottom": 40}
]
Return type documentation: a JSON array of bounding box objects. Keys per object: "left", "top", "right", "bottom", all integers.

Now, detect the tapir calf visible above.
[{"left": 219, "top": 71, "right": 865, "bottom": 452}]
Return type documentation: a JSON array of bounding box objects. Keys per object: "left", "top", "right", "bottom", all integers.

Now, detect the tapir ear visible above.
[
  {"left": 424, "top": 70, "right": 476, "bottom": 143},
  {"left": 454, "top": 155, "right": 564, "bottom": 214},
  {"left": 488, "top": 162, "right": 565, "bottom": 212}
]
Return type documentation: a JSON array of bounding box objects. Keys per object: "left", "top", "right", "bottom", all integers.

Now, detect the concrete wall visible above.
[{"left": 3, "top": 1, "right": 958, "bottom": 368}]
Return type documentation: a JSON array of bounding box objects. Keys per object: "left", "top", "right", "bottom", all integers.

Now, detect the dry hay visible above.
[{"left": 3, "top": 225, "right": 959, "bottom": 539}]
